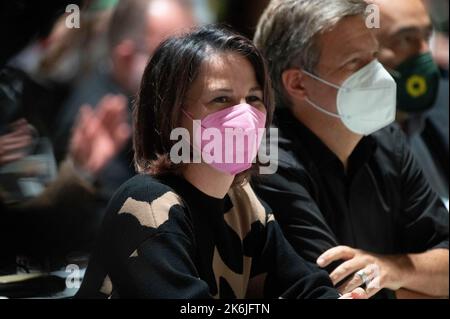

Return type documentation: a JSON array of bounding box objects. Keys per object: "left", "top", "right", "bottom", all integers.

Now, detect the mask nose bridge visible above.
[{"left": 302, "top": 69, "right": 347, "bottom": 92}]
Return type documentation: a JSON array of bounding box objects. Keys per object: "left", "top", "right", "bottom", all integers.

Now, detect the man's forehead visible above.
[
  {"left": 373, "top": 0, "right": 426, "bottom": 15},
  {"left": 318, "top": 17, "right": 378, "bottom": 58},
  {"left": 373, "top": 0, "right": 431, "bottom": 28}
]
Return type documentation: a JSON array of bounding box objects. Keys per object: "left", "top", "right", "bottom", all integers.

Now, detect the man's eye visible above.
[
  {"left": 398, "top": 34, "right": 419, "bottom": 48},
  {"left": 404, "top": 35, "right": 416, "bottom": 43},
  {"left": 345, "top": 59, "right": 361, "bottom": 71},
  {"left": 349, "top": 58, "right": 360, "bottom": 65},
  {"left": 212, "top": 97, "right": 229, "bottom": 104}
]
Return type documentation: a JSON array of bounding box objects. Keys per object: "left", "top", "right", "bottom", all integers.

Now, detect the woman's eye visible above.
[
  {"left": 246, "top": 95, "right": 262, "bottom": 103},
  {"left": 212, "top": 96, "right": 230, "bottom": 104}
]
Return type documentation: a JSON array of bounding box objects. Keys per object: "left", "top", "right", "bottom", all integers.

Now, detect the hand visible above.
[
  {"left": 317, "top": 246, "right": 406, "bottom": 298},
  {"left": 69, "top": 94, "right": 131, "bottom": 176},
  {"left": 0, "top": 119, "right": 34, "bottom": 166},
  {"left": 339, "top": 287, "right": 368, "bottom": 299}
]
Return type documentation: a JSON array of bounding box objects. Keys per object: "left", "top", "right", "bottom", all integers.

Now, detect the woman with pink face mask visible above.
[{"left": 76, "top": 25, "right": 366, "bottom": 299}]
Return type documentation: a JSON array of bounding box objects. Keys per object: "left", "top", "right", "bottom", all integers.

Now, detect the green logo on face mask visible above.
[
  {"left": 392, "top": 52, "right": 440, "bottom": 113},
  {"left": 406, "top": 75, "right": 427, "bottom": 98}
]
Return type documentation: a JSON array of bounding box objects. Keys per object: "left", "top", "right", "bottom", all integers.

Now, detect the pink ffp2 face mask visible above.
[{"left": 182, "top": 103, "right": 267, "bottom": 175}]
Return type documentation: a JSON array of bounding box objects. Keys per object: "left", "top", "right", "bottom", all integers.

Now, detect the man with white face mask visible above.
[{"left": 253, "top": 0, "right": 448, "bottom": 299}]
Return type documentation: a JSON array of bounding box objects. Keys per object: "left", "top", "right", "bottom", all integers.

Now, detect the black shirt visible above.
[
  {"left": 77, "top": 173, "right": 339, "bottom": 299},
  {"left": 253, "top": 108, "right": 449, "bottom": 296}
]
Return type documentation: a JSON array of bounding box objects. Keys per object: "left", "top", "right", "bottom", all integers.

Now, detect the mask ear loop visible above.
[
  {"left": 303, "top": 65, "right": 395, "bottom": 122},
  {"left": 304, "top": 97, "right": 343, "bottom": 119},
  {"left": 181, "top": 108, "right": 194, "bottom": 120},
  {"left": 302, "top": 69, "right": 351, "bottom": 92},
  {"left": 180, "top": 108, "right": 204, "bottom": 161},
  {"left": 302, "top": 70, "right": 351, "bottom": 119},
  {"left": 182, "top": 108, "right": 209, "bottom": 129}
]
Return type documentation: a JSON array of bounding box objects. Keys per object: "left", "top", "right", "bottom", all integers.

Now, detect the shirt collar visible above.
[{"left": 275, "top": 108, "right": 378, "bottom": 174}]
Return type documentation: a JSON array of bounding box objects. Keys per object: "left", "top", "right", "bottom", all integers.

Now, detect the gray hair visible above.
[{"left": 254, "top": 0, "right": 367, "bottom": 107}]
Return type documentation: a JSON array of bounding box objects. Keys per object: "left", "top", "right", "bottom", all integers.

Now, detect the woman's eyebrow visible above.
[
  {"left": 207, "top": 87, "right": 262, "bottom": 94},
  {"left": 249, "top": 87, "right": 263, "bottom": 92}
]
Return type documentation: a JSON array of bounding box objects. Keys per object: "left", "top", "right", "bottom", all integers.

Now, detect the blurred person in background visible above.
[
  {"left": 0, "top": 0, "right": 81, "bottom": 263},
  {"left": 46, "top": 0, "right": 196, "bottom": 257},
  {"left": 0, "top": 2, "right": 131, "bottom": 268},
  {"left": 6, "top": 1, "right": 118, "bottom": 138},
  {"left": 424, "top": 0, "right": 449, "bottom": 73},
  {"left": 371, "top": 0, "right": 449, "bottom": 207},
  {"left": 0, "top": 0, "right": 99, "bottom": 289},
  {"left": 253, "top": 0, "right": 448, "bottom": 299},
  {"left": 10, "top": 1, "right": 117, "bottom": 86},
  {"left": 53, "top": 0, "right": 196, "bottom": 191},
  {"left": 3, "top": 0, "right": 194, "bottom": 239},
  {"left": 0, "top": 94, "right": 130, "bottom": 258},
  {"left": 0, "top": 0, "right": 193, "bottom": 296},
  {"left": 37, "top": 1, "right": 117, "bottom": 86}
]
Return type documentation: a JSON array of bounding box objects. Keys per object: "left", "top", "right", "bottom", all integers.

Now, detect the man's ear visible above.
[{"left": 282, "top": 69, "right": 309, "bottom": 102}]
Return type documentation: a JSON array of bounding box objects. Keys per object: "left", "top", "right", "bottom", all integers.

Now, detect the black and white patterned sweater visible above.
[{"left": 76, "top": 174, "right": 339, "bottom": 299}]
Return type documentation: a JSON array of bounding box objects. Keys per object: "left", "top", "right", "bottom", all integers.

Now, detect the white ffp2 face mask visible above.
[{"left": 303, "top": 60, "right": 397, "bottom": 136}]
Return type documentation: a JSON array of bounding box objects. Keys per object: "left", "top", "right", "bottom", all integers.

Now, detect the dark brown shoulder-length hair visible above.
[{"left": 133, "top": 24, "right": 274, "bottom": 185}]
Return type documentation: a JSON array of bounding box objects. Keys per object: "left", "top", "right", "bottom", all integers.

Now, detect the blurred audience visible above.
[
  {"left": 0, "top": 0, "right": 85, "bottom": 274},
  {"left": 51, "top": 0, "right": 196, "bottom": 240},
  {"left": 0, "top": 0, "right": 195, "bottom": 275},
  {"left": 54, "top": 0, "right": 195, "bottom": 163},
  {"left": 36, "top": 1, "right": 117, "bottom": 85},
  {"left": 424, "top": 0, "right": 449, "bottom": 72}
]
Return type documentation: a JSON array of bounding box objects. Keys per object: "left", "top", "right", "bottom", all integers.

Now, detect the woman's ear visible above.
[{"left": 282, "top": 69, "right": 309, "bottom": 104}]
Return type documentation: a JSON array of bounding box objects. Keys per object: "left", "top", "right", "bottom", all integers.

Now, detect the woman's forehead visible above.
[{"left": 195, "top": 53, "right": 259, "bottom": 91}]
